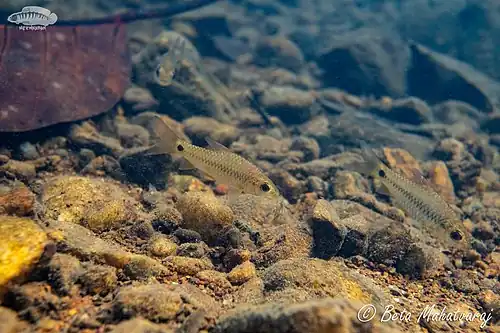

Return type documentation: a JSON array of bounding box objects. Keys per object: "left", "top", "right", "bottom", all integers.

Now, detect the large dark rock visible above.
[
  {"left": 316, "top": 28, "right": 409, "bottom": 98},
  {"left": 407, "top": 42, "right": 500, "bottom": 113}
]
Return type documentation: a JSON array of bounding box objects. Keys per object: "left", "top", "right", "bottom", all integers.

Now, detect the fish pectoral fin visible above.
[
  {"left": 178, "top": 157, "right": 197, "bottom": 171},
  {"left": 201, "top": 172, "right": 216, "bottom": 182},
  {"left": 205, "top": 137, "right": 231, "bottom": 151},
  {"left": 373, "top": 180, "right": 391, "bottom": 196}
]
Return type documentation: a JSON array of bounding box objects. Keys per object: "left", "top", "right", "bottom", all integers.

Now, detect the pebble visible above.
[
  {"left": 42, "top": 176, "right": 142, "bottom": 232},
  {"left": 0, "top": 306, "right": 28, "bottom": 333},
  {"left": 0, "top": 159, "right": 36, "bottom": 181},
  {"left": 69, "top": 122, "right": 124, "bottom": 158},
  {"left": 148, "top": 236, "right": 178, "bottom": 257},
  {"left": 115, "top": 122, "right": 151, "bottom": 148},
  {"left": 168, "top": 256, "right": 214, "bottom": 276},
  {"left": 173, "top": 228, "right": 203, "bottom": 243},
  {"left": 254, "top": 36, "right": 305, "bottom": 73},
  {"left": 183, "top": 116, "right": 240, "bottom": 147},
  {"left": 427, "top": 160, "right": 456, "bottom": 203},
  {"left": 213, "top": 296, "right": 402, "bottom": 333},
  {"left": 0, "top": 217, "right": 48, "bottom": 298},
  {"left": 46, "top": 253, "right": 83, "bottom": 296},
  {"left": 268, "top": 169, "right": 304, "bottom": 203},
  {"left": 290, "top": 136, "right": 320, "bottom": 162},
  {"left": 79, "top": 264, "right": 118, "bottom": 296},
  {"left": 78, "top": 148, "right": 96, "bottom": 168},
  {"left": 113, "top": 285, "right": 183, "bottom": 322},
  {"left": 109, "top": 318, "right": 168, "bottom": 333},
  {"left": 151, "top": 205, "right": 183, "bottom": 234},
  {"left": 196, "top": 270, "right": 232, "bottom": 289},
  {"left": 18, "top": 142, "right": 40, "bottom": 160},
  {"left": 0, "top": 183, "right": 35, "bottom": 217},
  {"left": 253, "top": 224, "right": 311, "bottom": 268},
  {"left": 122, "top": 86, "right": 159, "bottom": 113},
  {"left": 224, "top": 249, "right": 252, "bottom": 270},
  {"left": 176, "top": 242, "right": 206, "bottom": 258},
  {"left": 258, "top": 85, "right": 317, "bottom": 124},
  {"left": 227, "top": 261, "right": 256, "bottom": 285},
  {"left": 0, "top": 154, "right": 9, "bottom": 165},
  {"left": 46, "top": 220, "right": 169, "bottom": 281},
  {"left": 176, "top": 191, "right": 235, "bottom": 245},
  {"left": 122, "top": 255, "right": 170, "bottom": 281},
  {"left": 129, "top": 221, "right": 155, "bottom": 240},
  {"left": 370, "top": 97, "right": 431, "bottom": 125},
  {"left": 307, "top": 199, "right": 346, "bottom": 259},
  {"left": 306, "top": 176, "right": 330, "bottom": 198}
]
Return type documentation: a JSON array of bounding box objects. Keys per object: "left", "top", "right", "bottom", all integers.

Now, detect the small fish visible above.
[
  {"left": 146, "top": 115, "right": 281, "bottom": 200},
  {"left": 7, "top": 6, "right": 58, "bottom": 26},
  {"left": 154, "top": 37, "right": 192, "bottom": 87},
  {"left": 350, "top": 143, "right": 469, "bottom": 251}
]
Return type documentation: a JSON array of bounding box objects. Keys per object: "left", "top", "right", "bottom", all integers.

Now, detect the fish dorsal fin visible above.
[
  {"left": 205, "top": 137, "right": 231, "bottom": 151},
  {"left": 408, "top": 167, "right": 433, "bottom": 187}
]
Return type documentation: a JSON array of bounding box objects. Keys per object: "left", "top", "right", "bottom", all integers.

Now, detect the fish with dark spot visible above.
[
  {"left": 349, "top": 143, "right": 470, "bottom": 251},
  {"left": 146, "top": 115, "right": 285, "bottom": 218}
]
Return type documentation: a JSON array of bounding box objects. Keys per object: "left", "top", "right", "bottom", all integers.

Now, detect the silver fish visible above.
[
  {"left": 146, "top": 115, "right": 281, "bottom": 199},
  {"left": 350, "top": 144, "right": 470, "bottom": 251}
]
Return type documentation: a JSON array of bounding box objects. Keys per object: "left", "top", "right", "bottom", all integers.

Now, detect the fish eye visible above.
[
  {"left": 378, "top": 169, "right": 386, "bottom": 177},
  {"left": 450, "top": 230, "right": 463, "bottom": 241},
  {"left": 260, "top": 183, "right": 271, "bottom": 192},
  {"left": 177, "top": 144, "right": 184, "bottom": 152}
]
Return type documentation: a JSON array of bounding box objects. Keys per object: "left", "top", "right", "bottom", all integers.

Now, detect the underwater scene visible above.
[{"left": 0, "top": 0, "right": 498, "bottom": 332}]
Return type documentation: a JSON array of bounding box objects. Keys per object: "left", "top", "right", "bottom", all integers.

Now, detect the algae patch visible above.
[
  {"left": 0, "top": 216, "right": 48, "bottom": 295},
  {"left": 42, "top": 176, "right": 141, "bottom": 232}
]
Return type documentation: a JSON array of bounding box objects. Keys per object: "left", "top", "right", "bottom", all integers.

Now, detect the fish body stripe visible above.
[
  {"left": 181, "top": 141, "right": 263, "bottom": 190},
  {"left": 379, "top": 166, "right": 455, "bottom": 228}
]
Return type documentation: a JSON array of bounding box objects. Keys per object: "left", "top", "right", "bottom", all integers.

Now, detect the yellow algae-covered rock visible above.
[
  {"left": 0, "top": 216, "right": 48, "bottom": 295},
  {"left": 42, "top": 176, "right": 141, "bottom": 232},
  {"left": 176, "top": 191, "right": 234, "bottom": 244},
  {"left": 167, "top": 256, "right": 213, "bottom": 276},
  {"left": 148, "top": 236, "right": 178, "bottom": 257},
  {"left": 331, "top": 170, "right": 367, "bottom": 199},
  {"left": 427, "top": 161, "right": 456, "bottom": 203},
  {"left": 383, "top": 147, "right": 421, "bottom": 179},
  {"left": 196, "top": 270, "right": 232, "bottom": 289},
  {"left": 227, "top": 261, "right": 257, "bottom": 285}
]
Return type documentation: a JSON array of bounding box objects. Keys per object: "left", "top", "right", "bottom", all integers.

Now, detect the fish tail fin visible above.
[
  {"left": 144, "top": 115, "right": 182, "bottom": 156},
  {"left": 345, "top": 141, "right": 384, "bottom": 177}
]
